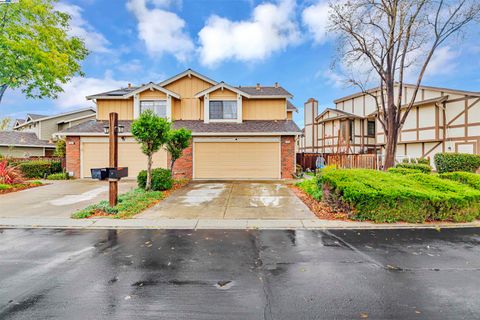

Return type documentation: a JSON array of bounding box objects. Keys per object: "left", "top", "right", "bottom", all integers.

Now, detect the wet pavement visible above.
[
  {"left": 0, "top": 228, "right": 479, "bottom": 319},
  {"left": 137, "top": 181, "right": 314, "bottom": 220}
]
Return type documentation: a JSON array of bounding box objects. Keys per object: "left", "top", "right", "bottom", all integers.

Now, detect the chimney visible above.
[
  {"left": 274, "top": 82, "right": 279, "bottom": 88},
  {"left": 128, "top": 83, "right": 132, "bottom": 88},
  {"left": 256, "top": 83, "right": 260, "bottom": 91}
]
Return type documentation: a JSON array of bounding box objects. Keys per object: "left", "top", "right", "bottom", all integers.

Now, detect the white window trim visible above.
[
  {"left": 207, "top": 98, "right": 241, "bottom": 122},
  {"left": 137, "top": 98, "right": 171, "bottom": 120}
]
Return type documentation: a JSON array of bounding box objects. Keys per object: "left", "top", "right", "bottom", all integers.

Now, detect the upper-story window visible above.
[
  {"left": 367, "top": 120, "right": 376, "bottom": 136},
  {"left": 209, "top": 101, "right": 237, "bottom": 120},
  {"left": 140, "top": 100, "right": 167, "bottom": 118}
]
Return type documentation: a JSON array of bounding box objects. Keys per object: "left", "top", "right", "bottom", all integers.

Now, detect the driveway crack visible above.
[{"left": 222, "top": 183, "right": 234, "bottom": 219}]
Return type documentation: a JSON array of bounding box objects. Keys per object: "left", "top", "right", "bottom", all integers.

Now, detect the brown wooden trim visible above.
[
  {"left": 446, "top": 97, "right": 480, "bottom": 126},
  {"left": 435, "top": 104, "right": 439, "bottom": 140},
  {"left": 402, "top": 126, "right": 436, "bottom": 133},
  {"left": 448, "top": 122, "right": 480, "bottom": 129},
  {"left": 416, "top": 106, "right": 419, "bottom": 140},
  {"left": 422, "top": 141, "right": 442, "bottom": 158},
  {"left": 455, "top": 142, "right": 477, "bottom": 154},
  {"left": 465, "top": 98, "right": 469, "bottom": 138}
]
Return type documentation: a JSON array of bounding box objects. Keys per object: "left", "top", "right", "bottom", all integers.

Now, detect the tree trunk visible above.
[
  {"left": 384, "top": 125, "right": 399, "bottom": 169},
  {"left": 0, "top": 84, "right": 7, "bottom": 105},
  {"left": 170, "top": 159, "right": 175, "bottom": 175},
  {"left": 146, "top": 154, "right": 152, "bottom": 190}
]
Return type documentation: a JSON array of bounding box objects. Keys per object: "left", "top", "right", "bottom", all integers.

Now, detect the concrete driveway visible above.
[
  {"left": 0, "top": 180, "right": 137, "bottom": 218},
  {"left": 137, "top": 181, "right": 314, "bottom": 220}
]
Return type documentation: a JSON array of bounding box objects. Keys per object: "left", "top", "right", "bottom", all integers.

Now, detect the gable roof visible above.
[
  {"left": 287, "top": 101, "right": 298, "bottom": 112},
  {"left": 0, "top": 131, "right": 54, "bottom": 148},
  {"left": 159, "top": 69, "right": 218, "bottom": 87},
  {"left": 86, "top": 82, "right": 180, "bottom": 100},
  {"left": 315, "top": 108, "right": 363, "bottom": 122},
  {"left": 14, "top": 108, "right": 96, "bottom": 129},
  {"left": 14, "top": 119, "right": 25, "bottom": 126},
  {"left": 194, "top": 82, "right": 249, "bottom": 98},
  {"left": 237, "top": 86, "right": 293, "bottom": 98}
]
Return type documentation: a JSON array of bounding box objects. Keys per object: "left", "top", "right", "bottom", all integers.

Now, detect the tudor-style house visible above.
[
  {"left": 60, "top": 69, "right": 301, "bottom": 179},
  {"left": 299, "top": 84, "right": 480, "bottom": 164}
]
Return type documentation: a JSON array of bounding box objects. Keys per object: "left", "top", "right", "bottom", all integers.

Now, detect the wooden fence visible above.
[
  {"left": 296, "top": 153, "right": 320, "bottom": 171},
  {"left": 326, "top": 154, "right": 379, "bottom": 170}
]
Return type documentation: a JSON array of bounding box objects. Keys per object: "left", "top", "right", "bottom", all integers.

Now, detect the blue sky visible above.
[{"left": 2, "top": 0, "right": 480, "bottom": 127}]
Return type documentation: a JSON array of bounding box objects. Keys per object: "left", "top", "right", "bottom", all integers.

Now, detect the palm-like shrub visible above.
[{"left": 0, "top": 160, "right": 24, "bottom": 184}]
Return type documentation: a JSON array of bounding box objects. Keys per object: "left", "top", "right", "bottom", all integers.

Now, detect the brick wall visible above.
[
  {"left": 281, "top": 136, "right": 295, "bottom": 179},
  {"left": 171, "top": 143, "right": 193, "bottom": 179},
  {"left": 66, "top": 136, "right": 80, "bottom": 178}
]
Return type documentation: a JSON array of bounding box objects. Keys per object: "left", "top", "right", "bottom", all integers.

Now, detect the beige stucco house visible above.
[
  {"left": 299, "top": 84, "right": 480, "bottom": 165},
  {"left": 60, "top": 69, "right": 301, "bottom": 179}
]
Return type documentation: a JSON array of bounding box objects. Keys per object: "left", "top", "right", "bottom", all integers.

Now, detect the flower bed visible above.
[{"left": 0, "top": 181, "right": 44, "bottom": 195}]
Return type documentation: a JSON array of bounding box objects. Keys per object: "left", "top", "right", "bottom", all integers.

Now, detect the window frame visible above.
[
  {"left": 208, "top": 100, "right": 238, "bottom": 121},
  {"left": 140, "top": 100, "right": 167, "bottom": 118},
  {"left": 367, "top": 120, "right": 376, "bottom": 136}
]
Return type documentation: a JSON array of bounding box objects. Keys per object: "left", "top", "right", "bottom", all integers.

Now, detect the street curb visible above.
[{"left": 0, "top": 217, "right": 479, "bottom": 230}]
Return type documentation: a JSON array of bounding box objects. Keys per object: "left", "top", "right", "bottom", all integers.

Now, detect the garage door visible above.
[
  {"left": 194, "top": 141, "right": 280, "bottom": 179},
  {"left": 81, "top": 141, "right": 168, "bottom": 178}
]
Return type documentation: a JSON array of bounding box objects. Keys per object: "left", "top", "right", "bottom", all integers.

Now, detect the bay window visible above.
[
  {"left": 209, "top": 100, "right": 237, "bottom": 120},
  {"left": 140, "top": 100, "right": 167, "bottom": 118}
]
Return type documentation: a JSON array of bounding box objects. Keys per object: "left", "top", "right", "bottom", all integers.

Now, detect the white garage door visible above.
[
  {"left": 194, "top": 140, "right": 280, "bottom": 179},
  {"left": 81, "top": 140, "right": 168, "bottom": 178}
]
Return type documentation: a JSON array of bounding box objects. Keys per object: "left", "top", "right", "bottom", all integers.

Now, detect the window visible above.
[
  {"left": 340, "top": 120, "right": 354, "bottom": 142},
  {"left": 209, "top": 101, "right": 237, "bottom": 120},
  {"left": 140, "top": 100, "right": 167, "bottom": 118},
  {"left": 367, "top": 120, "right": 376, "bottom": 136}
]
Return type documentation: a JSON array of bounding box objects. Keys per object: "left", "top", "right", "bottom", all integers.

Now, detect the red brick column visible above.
[
  {"left": 281, "top": 136, "right": 295, "bottom": 179},
  {"left": 171, "top": 143, "right": 193, "bottom": 179},
  {"left": 66, "top": 136, "right": 80, "bottom": 178}
]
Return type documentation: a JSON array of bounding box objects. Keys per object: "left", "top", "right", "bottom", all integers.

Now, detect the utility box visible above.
[
  {"left": 108, "top": 167, "right": 128, "bottom": 180},
  {"left": 91, "top": 168, "right": 108, "bottom": 180}
]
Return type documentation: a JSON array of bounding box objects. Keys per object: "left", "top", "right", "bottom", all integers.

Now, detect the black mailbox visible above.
[
  {"left": 91, "top": 168, "right": 108, "bottom": 180},
  {"left": 108, "top": 167, "right": 128, "bottom": 180}
]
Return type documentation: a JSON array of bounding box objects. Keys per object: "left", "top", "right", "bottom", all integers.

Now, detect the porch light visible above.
[
  {"left": 118, "top": 124, "right": 124, "bottom": 133},
  {"left": 103, "top": 125, "right": 109, "bottom": 134}
]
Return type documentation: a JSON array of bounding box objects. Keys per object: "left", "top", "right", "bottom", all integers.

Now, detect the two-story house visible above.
[
  {"left": 0, "top": 108, "right": 96, "bottom": 157},
  {"left": 60, "top": 69, "right": 301, "bottom": 179},
  {"left": 300, "top": 84, "right": 480, "bottom": 165}
]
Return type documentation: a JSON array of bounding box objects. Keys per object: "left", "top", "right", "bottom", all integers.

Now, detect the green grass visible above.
[
  {"left": 320, "top": 169, "right": 480, "bottom": 223},
  {"left": 72, "top": 188, "right": 164, "bottom": 219},
  {"left": 0, "top": 183, "right": 12, "bottom": 190},
  {"left": 296, "top": 177, "right": 322, "bottom": 201}
]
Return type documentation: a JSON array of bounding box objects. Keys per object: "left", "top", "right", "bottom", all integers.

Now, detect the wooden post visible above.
[{"left": 109, "top": 112, "right": 118, "bottom": 207}]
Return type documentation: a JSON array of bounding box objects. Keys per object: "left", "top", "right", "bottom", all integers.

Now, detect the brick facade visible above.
[
  {"left": 66, "top": 136, "right": 80, "bottom": 178},
  {"left": 170, "top": 143, "right": 193, "bottom": 179},
  {"left": 281, "top": 136, "right": 295, "bottom": 179}
]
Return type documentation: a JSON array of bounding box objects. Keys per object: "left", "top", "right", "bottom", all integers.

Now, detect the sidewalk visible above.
[{"left": 0, "top": 217, "right": 479, "bottom": 230}]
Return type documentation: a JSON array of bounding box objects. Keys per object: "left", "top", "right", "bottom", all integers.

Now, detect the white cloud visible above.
[
  {"left": 198, "top": 0, "right": 301, "bottom": 66},
  {"left": 55, "top": 2, "right": 110, "bottom": 53},
  {"left": 55, "top": 73, "right": 128, "bottom": 109},
  {"left": 319, "top": 69, "right": 345, "bottom": 88},
  {"left": 425, "top": 46, "right": 460, "bottom": 77},
  {"left": 302, "top": 1, "right": 330, "bottom": 44},
  {"left": 126, "top": 0, "right": 194, "bottom": 61}
]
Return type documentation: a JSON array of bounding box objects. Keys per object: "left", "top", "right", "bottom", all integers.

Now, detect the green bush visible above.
[
  {"left": 434, "top": 153, "right": 480, "bottom": 173},
  {"left": 50, "top": 161, "right": 62, "bottom": 174},
  {"left": 19, "top": 160, "right": 52, "bottom": 178},
  {"left": 395, "top": 163, "right": 432, "bottom": 174},
  {"left": 137, "top": 168, "right": 173, "bottom": 191},
  {"left": 296, "top": 178, "right": 322, "bottom": 201},
  {"left": 440, "top": 172, "right": 480, "bottom": 190},
  {"left": 402, "top": 157, "right": 430, "bottom": 165},
  {"left": 319, "top": 169, "right": 480, "bottom": 223},
  {"left": 46, "top": 172, "right": 69, "bottom": 180},
  {"left": 387, "top": 167, "right": 423, "bottom": 175},
  {"left": 0, "top": 183, "right": 12, "bottom": 190}
]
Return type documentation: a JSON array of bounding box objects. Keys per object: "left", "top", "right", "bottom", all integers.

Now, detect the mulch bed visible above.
[
  {"left": 0, "top": 182, "right": 45, "bottom": 195},
  {"left": 289, "top": 185, "right": 350, "bottom": 221}
]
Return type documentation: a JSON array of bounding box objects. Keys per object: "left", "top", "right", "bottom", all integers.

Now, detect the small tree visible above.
[
  {"left": 166, "top": 128, "right": 192, "bottom": 174},
  {"left": 0, "top": 117, "right": 11, "bottom": 131},
  {"left": 131, "top": 110, "right": 171, "bottom": 190},
  {"left": 54, "top": 139, "right": 66, "bottom": 157}
]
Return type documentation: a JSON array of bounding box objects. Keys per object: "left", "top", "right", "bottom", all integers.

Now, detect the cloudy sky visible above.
[{"left": 2, "top": 0, "right": 479, "bottom": 127}]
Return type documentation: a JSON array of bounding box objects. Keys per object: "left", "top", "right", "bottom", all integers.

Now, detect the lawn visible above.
[{"left": 0, "top": 181, "right": 44, "bottom": 195}]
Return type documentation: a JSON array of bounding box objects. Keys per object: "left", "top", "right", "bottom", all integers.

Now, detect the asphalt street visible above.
[{"left": 0, "top": 228, "right": 479, "bottom": 319}]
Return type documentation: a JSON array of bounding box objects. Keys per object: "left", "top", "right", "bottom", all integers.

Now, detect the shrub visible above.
[
  {"left": 440, "top": 172, "right": 480, "bottom": 190},
  {"left": 434, "top": 153, "right": 480, "bottom": 173},
  {"left": 18, "top": 160, "right": 62, "bottom": 178},
  {"left": 0, "top": 160, "right": 24, "bottom": 184},
  {"left": 46, "top": 172, "right": 69, "bottom": 180},
  {"left": 387, "top": 167, "right": 423, "bottom": 175},
  {"left": 319, "top": 169, "right": 480, "bottom": 223},
  {"left": 137, "top": 168, "right": 173, "bottom": 191},
  {"left": 402, "top": 157, "right": 430, "bottom": 165},
  {"left": 0, "top": 183, "right": 12, "bottom": 190},
  {"left": 395, "top": 163, "right": 432, "bottom": 174},
  {"left": 296, "top": 178, "right": 322, "bottom": 201},
  {"left": 54, "top": 139, "right": 66, "bottom": 157}
]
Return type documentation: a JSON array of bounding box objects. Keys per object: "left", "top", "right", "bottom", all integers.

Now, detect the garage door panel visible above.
[
  {"left": 194, "top": 142, "right": 279, "bottom": 179},
  {"left": 82, "top": 142, "right": 167, "bottom": 178}
]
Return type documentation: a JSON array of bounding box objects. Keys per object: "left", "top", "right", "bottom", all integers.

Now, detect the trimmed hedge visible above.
[
  {"left": 296, "top": 178, "right": 322, "bottom": 201},
  {"left": 137, "top": 168, "right": 173, "bottom": 191},
  {"left": 319, "top": 169, "right": 480, "bottom": 223},
  {"left": 440, "top": 172, "right": 480, "bottom": 190},
  {"left": 388, "top": 167, "right": 423, "bottom": 175},
  {"left": 395, "top": 163, "right": 432, "bottom": 174},
  {"left": 18, "top": 160, "right": 62, "bottom": 178},
  {"left": 47, "top": 172, "right": 69, "bottom": 180},
  {"left": 434, "top": 153, "right": 480, "bottom": 173},
  {"left": 402, "top": 157, "right": 430, "bottom": 165}
]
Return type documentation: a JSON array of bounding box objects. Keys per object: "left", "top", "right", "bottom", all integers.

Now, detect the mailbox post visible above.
[{"left": 109, "top": 112, "right": 119, "bottom": 207}]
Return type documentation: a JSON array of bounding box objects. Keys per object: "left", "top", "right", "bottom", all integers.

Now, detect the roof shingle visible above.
[{"left": 0, "top": 131, "right": 54, "bottom": 147}]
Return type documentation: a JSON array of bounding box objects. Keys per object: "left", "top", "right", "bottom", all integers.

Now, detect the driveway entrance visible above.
[{"left": 137, "top": 181, "right": 314, "bottom": 220}]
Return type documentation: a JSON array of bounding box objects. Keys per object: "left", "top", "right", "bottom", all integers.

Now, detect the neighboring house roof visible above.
[
  {"left": 0, "top": 131, "right": 54, "bottom": 148},
  {"left": 159, "top": 69, "right": 218, "bottom": 87},
  {"left": 59, "top": 120, "right": 302, "bottom": 136},
  {"left": 14, "top": 119, "right": 25, "bottom": 126},
  {"left": 366, "top": 95, "right": 449, "bottom": 117},
  {"left": 14, "top": 108, "right": 96, "bottom": 129},
  {"left": 287, "top": 101, "right": 298, "bottom": 112},
  {"left": 334, "top": 83, "right": 480, "bottom": 103},
  {"left": 57, "top": 114, "right": 96, "bottom": 124},
  {"left": 86, "top": 82, "right": 180, "bottom": 100},
  {"left": 237, "top": 86, "right": 293, "bottom": 98}
]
